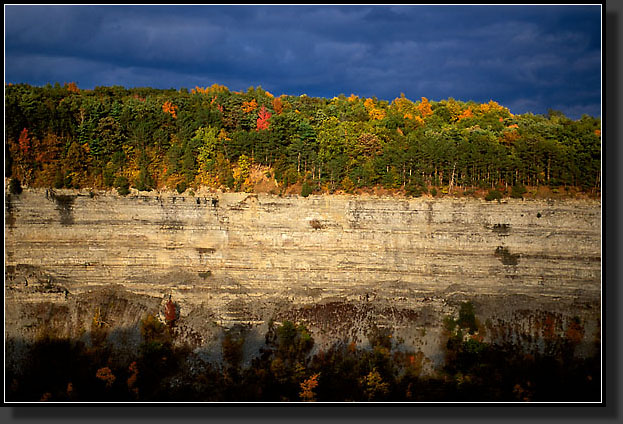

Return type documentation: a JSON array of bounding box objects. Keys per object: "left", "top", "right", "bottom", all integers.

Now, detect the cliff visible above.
[{"left": 5, "top": 189, "right": 601, "bottom": 372}]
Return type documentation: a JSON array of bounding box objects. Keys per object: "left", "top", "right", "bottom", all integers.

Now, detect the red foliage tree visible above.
[
  {"left": 164, "top": 298, "right": 177, "bottom": 326},
  {"left": 18, "top": 128, "right": 30, "bottom": 155},
  {"left": 256, "top": 105, "right": 272, "bottom": 131}
]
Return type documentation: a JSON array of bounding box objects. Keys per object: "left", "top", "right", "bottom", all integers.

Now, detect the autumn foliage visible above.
[
  {"left": 164, "top": 298, "right": 177, "bottom": 326},
  {"left": 457, "top": 106, "right": 474, "bottom": 121},
  {"left": 242, "top": 98, "right": 258, "bottom": 113},
  {"left": 299, "top": 373, "right": 320, "bottom": 401},
  {"left": 162, "top": 101, "right": 178, "bottom": 119},
  {"left": 256, "top": 105, "right": 272, "bottom": 131},
  {"left": 18, "top": 128, "right": 30, "bottom": 155},
  {"left": 4, "top": 82, "right": 600, "bottom": 195},
  {"left": 416, "top": 96, "right": 433, "bottom": 118},
  {"left": 64, "top": 82, "right": 80, "bottom": 93},
  {"left": 364, "top": 98, "right": 386, "bottom": 120},
  {"left": 272, "top": 96, "right": 284, "bottom": 115},
  {"left": 5, "top": 308, "right": 600, "bottom": 402},
  {"left": 96, "top": 367, "right": 116, "bottom": 388},
  {"left": 191, "top": 83, "right": 228, "bottom": 95},
  {"left": 127, "top": 361, "right": 139, "bottom": 397}
]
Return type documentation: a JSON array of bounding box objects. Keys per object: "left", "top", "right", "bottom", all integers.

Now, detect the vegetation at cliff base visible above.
[
  {"left": 5, "top": 304, "right": 600, "bottom": 403},
  {"left": 5, "top": 83, "right": 600, "bottom": 197}
]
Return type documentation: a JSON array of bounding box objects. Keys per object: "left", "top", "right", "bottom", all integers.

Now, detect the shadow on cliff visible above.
[{"left": 5, "top": 303, "right": 602, "bottom": 405}]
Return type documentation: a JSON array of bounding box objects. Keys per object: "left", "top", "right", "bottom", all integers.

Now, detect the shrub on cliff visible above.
[
  {"left": 511, "top": 184, "right": 527, "bottom": 199},
  {"left": 9, "top": 178, "right": 22, "bottom": 195},
  {"left": 164, "top": 298, "right": 178, "bottom": 327},
  {"left": 222, "top": 331, "right": 245, "bottom": 370},
  {"left": 301, "top": 181, "right": 313, "bottom": 197},
  {"left": 134, "top": 166, "right": 155, "bottom": 192},
  {"left": 54, "top": 170, "right": 66, "bottom": 189},
  {"left": 405, "top": 182, "right": 422, "bottom": 197},
  {"left": 457, "top": 301, "right": 478, "bottom": 334},
  {"left": 485, "top": 189, "right": 503, "bottom": 202},
  {"left": 114, "top": 176, "right": 130, "bottom": 196},
  {"left": 405, "top": 176, "right": 428, "bottom": 198},
  {"left": 176, "top": 181, "right": 187, "bottom": 194},
  {"left": 274, "top": 320, "right": 314, "bottom": 363}
]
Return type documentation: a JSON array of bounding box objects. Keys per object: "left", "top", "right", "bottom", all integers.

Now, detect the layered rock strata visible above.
[{"left": 5, "top": 189, "right": 601, "bottom": 371}]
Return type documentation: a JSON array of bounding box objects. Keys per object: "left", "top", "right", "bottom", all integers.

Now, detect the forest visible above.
[{"left": 5, "top": 82, "right": 601, "bottom": 198}]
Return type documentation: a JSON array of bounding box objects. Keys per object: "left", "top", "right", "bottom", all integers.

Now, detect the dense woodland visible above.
[
  {"left": 5, "top": 302, "right": 599, "bottom": 402},
  {"left": 5, "top": 82, "right": 601, "bottom": 197}
]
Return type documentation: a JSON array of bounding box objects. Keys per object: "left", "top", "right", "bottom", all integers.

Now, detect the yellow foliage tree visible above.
[
  {"left": 416, "top": 97, "right": 433, "bottom": 118},
  {"left": 392, "top": 93, "right": 413, "bottom": 113},
  {"left": 446, "top": 99, "right": 463, "bottom": 121},
  {"left": 242, "top": 99, "right": 258, "bottom": 113},
  {"left": 360, "top": 368, "right": 390, "bottom": 401},
  {"left": 234, "top": 154, "right": 251, "bottom": 189},
  {"left": 480, "top": 100, "right": 507, "bottom": 114},
  {"left": 364, "top": 98, "right": 386, "bottom": 120},
  {"left": 191, "top": 83, "right": 229, "bottom": 95},
  {"left": 218, "top": 128, "right": 230, "bottom": 142}
]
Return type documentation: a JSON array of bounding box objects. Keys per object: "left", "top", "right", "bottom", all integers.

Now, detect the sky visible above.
[{"left": 4, "top": 4, "right": 602, "bottom": 119}]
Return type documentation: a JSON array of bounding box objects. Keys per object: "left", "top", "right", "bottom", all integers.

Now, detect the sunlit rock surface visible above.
[{"left": 5, "top": 189, "right": 601, "bottom": 372}]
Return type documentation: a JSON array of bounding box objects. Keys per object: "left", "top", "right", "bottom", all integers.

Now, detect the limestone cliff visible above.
[{"left": 5, "top": 189, "right": 601, "bottom": 371}]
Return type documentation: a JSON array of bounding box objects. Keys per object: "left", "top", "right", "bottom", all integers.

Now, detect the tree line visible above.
[{"left": 5, "top": 82, "right": 601, "bottom": 196}]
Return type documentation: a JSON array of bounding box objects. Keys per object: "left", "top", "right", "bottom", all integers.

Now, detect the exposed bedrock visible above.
[{"left": 5, "top": 189, "right": 601, "bottom": 372}]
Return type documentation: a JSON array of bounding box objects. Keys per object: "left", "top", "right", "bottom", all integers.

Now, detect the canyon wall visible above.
[{"left": 5, "top": 189, "right": 601, "bottom": 372}]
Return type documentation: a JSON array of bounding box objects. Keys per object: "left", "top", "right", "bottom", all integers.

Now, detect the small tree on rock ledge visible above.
[{"left": 164, "top": 298, "right": 178, "bottom": 328}]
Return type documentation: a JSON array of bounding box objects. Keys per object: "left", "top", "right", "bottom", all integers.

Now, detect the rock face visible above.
[{"left": 5, "top": 189, "right": 601, "bottom": 371}]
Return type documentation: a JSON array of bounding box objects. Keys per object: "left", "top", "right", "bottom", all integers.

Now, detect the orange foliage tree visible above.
[
  {"left": 64, "top": 82, "right": 80, "bottom": 93},
  {"left": 12, "top": 128, "right": 35, "bottom": 184},
  {"left": 127, "top": 361, "right": 139, "bottom": 397},
  {"left": 501, "top": 127, "right": 520, "bottom": 146},
  {"left": 96, "top": 367, "right": 116, "bottom": 388},
  {"left": 272, "top": 96, "right": 284, "bottom": 115},
  {"left": 299, "top": 373, "right": 320, "bottom": 401},
  {"left": 480, "top": 100, "right": 507, "bottom": 114},
  {"left": 416, "top": 97, "right": 433, "bottom": 118},
  {"left": 364, "top": 98, "right": 386, "bottom": 120},
  {"left": 162, "top": 101, "right": 178, "bottom": 119},
  {"left": 242, "top": 99, "right": 258, "bottom": 113},
  {"left": 457, "top": 107, "right": 474, "bottom": 121}
]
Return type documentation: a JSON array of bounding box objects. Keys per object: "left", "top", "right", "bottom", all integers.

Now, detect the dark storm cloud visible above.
[{"left": 5, "top": 5, "right": 601, "bottom": 119}]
